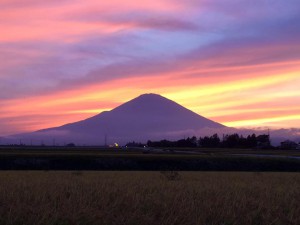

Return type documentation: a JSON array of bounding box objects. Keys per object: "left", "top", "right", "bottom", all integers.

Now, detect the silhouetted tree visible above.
[
  {"left": 222, "top": 133, "right": 240, "bottom": 148},
  {"left": 256, "top": 134, "right": 271, "bottom": 149},
  {"left": 199, "top": 133, "right": 220, "bottom": 148},
  {"left": 246, "top": 134, "right": 257, "bottom": 148}
]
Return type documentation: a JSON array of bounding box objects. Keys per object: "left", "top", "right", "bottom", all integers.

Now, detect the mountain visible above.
[{"left": 8, "top": 93, "right": 225, "bottom": 145}]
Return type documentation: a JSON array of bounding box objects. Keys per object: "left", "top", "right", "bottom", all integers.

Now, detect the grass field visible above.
[
  {"left": 1, "top": 146, "right": 300, "bottom": 171},
  {"left": 0, "top": 171, "right": 300, "bottom": 225}
]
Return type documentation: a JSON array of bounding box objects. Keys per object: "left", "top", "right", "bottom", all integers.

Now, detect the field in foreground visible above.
[{"left": 0, "top": 171, "right": 300, "bottom": 225}]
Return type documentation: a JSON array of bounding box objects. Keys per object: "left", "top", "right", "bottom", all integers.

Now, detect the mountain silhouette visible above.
[{"left": 9, "top": 93, "right": 225, "bottom": 145}]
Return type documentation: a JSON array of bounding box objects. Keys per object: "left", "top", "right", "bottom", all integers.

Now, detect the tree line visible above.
[{"left": 127, "top": 133, "right": 271, "bottom": 149}]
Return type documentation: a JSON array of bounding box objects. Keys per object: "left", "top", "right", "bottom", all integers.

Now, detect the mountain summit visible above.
[
  {"left": 10, "top": 93, "right": 225, "bottom": 145},
  {"left": 110, "top": 93, "right": 224, "bottom": 129}
]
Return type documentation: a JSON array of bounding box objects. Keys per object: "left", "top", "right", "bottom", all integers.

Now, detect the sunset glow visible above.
[{"left": 1, "top": 0, "right": 300, "bottom": 136}]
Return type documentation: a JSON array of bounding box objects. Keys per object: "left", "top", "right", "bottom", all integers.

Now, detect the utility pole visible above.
[
  {"left": 268, "top": 128, "right": 271, "bottom": 146},
  {"left": 104, "top": 134, "right": 107, "bottom": 146}
]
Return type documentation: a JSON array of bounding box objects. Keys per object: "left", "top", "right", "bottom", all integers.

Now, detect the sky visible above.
[{"left": 0, "top": 0, "right": 300, "bottom": 136}]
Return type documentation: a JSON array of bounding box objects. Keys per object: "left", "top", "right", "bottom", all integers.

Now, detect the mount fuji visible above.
[{"left": 8, "top": 94, "right": 226, "bottom": 145}]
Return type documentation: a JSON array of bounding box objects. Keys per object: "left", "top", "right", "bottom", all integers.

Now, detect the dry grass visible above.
[{"left": 0, "top": 171, "right": 300, "bottom": 225}]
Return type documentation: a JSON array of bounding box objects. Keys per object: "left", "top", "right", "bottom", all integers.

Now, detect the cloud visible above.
[
  {"left": 0, "top": 0, "right": 72, "bottom": 9},
  {"left": 2, "top": 0, "right": 300, "bottom": 100},
  {"left": 1, "top": 0, "right": 300, "bottom": 135},
  {"left": 65, "top": 9, "right": 199, "bottom": 32}
]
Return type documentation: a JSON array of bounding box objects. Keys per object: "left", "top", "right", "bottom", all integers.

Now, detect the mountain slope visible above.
[{"left": 10, "top": 93, "right": 225, "bottom": 145}]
